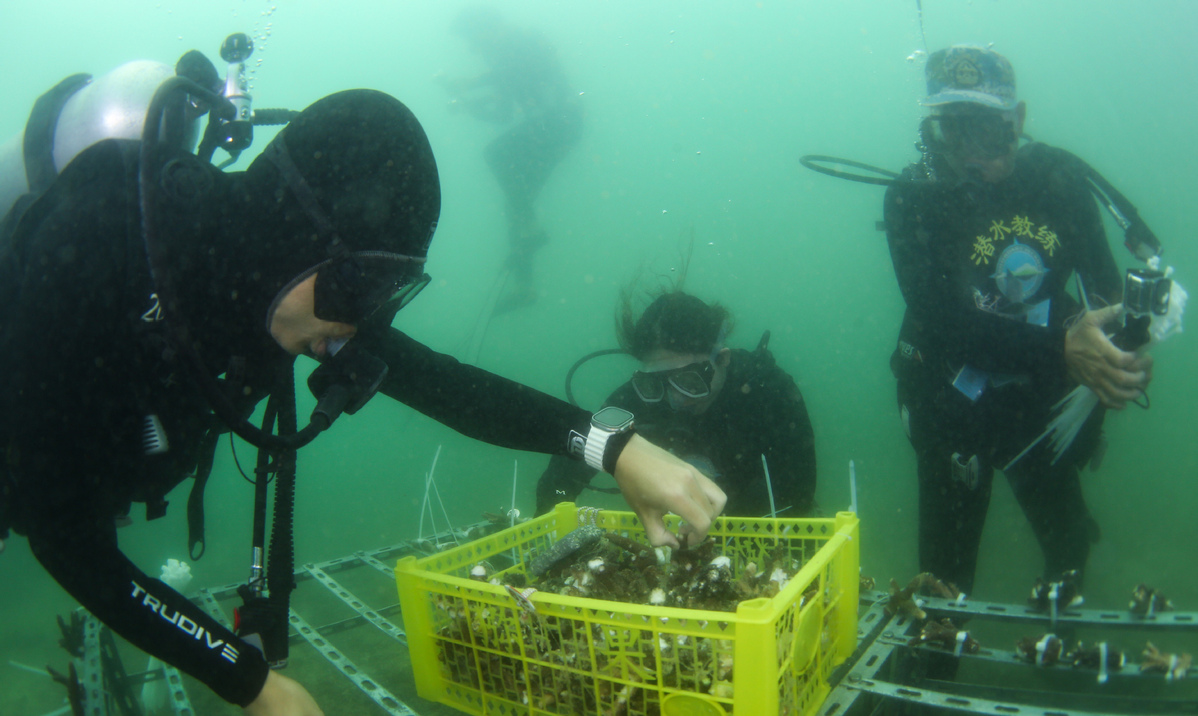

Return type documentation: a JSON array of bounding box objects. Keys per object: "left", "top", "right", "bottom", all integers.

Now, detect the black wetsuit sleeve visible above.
[
  {"left": 369, "top": 328, "right": 591, "bottom": 455},
  {"left": 27, "top": 516, "right": 270, "bottom": 706},
  {"left": 884, "top": 181, "right": 1067, "bottom": 375},
  {"left": 759, "top": 367, "right": 817, "bottom": 516}
]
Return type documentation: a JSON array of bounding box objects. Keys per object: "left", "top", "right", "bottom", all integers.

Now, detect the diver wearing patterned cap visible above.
[{"left": 884, "top": 45, "right": 1154, "bottom": 598}]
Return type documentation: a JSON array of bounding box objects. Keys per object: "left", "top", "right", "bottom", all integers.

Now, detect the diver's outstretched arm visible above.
[
  {"left": 26, "top": 510, "right": 270, "bottom": 706},
  {"left": 370, "top": 330, "right": 725, "bottom": 545}
]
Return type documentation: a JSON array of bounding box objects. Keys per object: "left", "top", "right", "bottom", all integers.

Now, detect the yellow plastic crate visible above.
[{"left": 395, "top": 504, "right": 859, "bottom": 716}]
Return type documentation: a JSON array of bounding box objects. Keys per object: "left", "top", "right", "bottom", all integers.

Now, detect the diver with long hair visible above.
[{"left": 536, "top": 282, "right": 817, "bottom": 519}]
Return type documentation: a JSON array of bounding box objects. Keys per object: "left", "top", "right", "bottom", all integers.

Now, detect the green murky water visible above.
[{"left": 2, "top": 1, "right": 1195, "bottom": 713}]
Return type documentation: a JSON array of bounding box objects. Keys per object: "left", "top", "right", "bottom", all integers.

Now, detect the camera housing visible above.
[
  {"left": 1123, "top": 268, "right": 1171, "bottom": 318},
  {"left": 1112, "top": 268, "right": 1172, "bottom": 351}
]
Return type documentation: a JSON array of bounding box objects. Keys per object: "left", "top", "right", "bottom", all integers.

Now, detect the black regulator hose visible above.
[
  {"left": 798, "top": 155, "right": 900, "bottom": 186},
  {"left": 236, "top": 379, "right": 297, "bottom": 668},
  {"left": 264, "top": 368, "right": 299, "bottom": 666},
  {"left": 564, "top": 348, "right": 629, "bottom": 407},
  {"left": 1076, "top": 161, "right": 1162, "bottom": 260},
  {"left": 799, "top": 150, "right": 1163, "bottom": 260}
]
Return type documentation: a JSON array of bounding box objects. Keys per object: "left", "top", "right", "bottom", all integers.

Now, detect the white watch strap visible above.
[{"left": 584, "top": 423, "right": 612, "bottom": 472}]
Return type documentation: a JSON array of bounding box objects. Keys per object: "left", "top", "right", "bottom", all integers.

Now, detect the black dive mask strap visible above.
[{"left": 262, "top": 136, "right": 343, "bottom": 251}]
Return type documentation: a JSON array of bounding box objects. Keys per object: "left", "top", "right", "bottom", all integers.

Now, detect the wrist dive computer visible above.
[{"left": 584, "top": 406, "right": 636, "bottom": 474}]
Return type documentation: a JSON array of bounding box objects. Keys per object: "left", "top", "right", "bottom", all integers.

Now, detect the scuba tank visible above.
[{"left": 0, "top": 59, "right": 210, "bottom": 224}]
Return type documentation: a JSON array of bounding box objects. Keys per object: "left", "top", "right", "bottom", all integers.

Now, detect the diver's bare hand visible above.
[
  {"left": 1065, "top": 304, "right": 1153, "bottom": 409},
  {"left": 244, "top": 671, "right": 323, "bottom": 716},
  {"left": 611, "top": 435, "right": 726, "bottom": 547}
]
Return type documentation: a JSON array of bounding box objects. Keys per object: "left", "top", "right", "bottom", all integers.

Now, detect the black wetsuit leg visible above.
[
  {"left": 998, "top": 401, "right": 1102, "bottom": 585},
  {"left": 898, "top": 366, "right": 996, "bottom": 596},
  {"left": 900, "top": 355, "right": 1102, "bottom": 596},
  {"left": 1004, "top": 460, "right": 1094, "bottom": 584}
]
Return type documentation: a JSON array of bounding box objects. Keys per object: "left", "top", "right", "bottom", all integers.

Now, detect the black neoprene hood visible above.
[{"left": 231, "top": 89, "right": 442, "bottom": 332}]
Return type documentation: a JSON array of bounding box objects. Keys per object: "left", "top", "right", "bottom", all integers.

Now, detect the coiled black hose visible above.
[{"left": 264, "top": 366, "right": 299, "bottom": 664}]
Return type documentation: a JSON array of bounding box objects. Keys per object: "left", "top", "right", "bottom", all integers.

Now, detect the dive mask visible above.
[
  {"left": 631, "top": 358, "right": 717, "bottom": 403},
  {"left": 921, "top": 108, "right": 1018, "bottom": 159},
  {"left": 313, "top": 251, "right": 430, "bottom": 325}
]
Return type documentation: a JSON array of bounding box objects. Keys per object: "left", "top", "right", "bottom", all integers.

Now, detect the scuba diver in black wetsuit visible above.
[
  {"left": 0, "top": 77, "right": 722, "bottom": 715},
  {"left": 439, "top": 6, "right": 584, "bottom": 314},
  {"left": 536, "top": 291, "right": 817, "bottom": 519},
  {"left": 884, "top": 46, "right": 1154, "bottom": 597}
]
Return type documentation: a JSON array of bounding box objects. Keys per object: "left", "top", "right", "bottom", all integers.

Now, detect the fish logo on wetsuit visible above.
[
  {"left": 968, "top": 214, "right": 1058, "bottom": 326},
  {"left": 991, "top": 241, "right": 1047, "bottom": 304}
]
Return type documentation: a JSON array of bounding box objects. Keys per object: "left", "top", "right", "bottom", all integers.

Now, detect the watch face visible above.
[{"left": 593, "top": 406, "right": 635, "bottom": 431}]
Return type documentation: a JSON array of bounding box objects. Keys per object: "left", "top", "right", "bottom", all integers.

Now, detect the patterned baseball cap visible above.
[{"left": 923, "top": 45, "right": 1017, "bottom": 110}]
